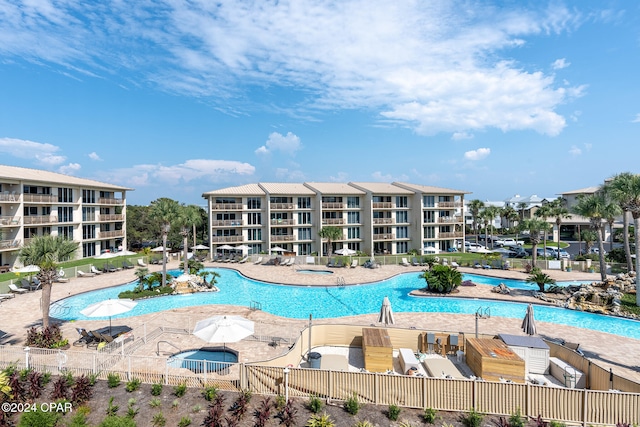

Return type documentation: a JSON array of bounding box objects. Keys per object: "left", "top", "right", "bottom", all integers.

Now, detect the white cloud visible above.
[
  {"left": 552, "top": 58, "right": 570, "bottom": 69},
  {"left": 632, "top": 114, "right": 640, "bottom": 123},
  {"left": 0, "top": 137, "right": 65, "bottom": 165},
  {"left": 569, "top": 145, "right": 582, "bottom": 156},
  {"left": 452, "top": 132, "right": 474, "bottom": 141},
  {"left": 464, "top": 148, "right": 491, "bottom": 161},
  {"left": 275, "top": 168, "right": 306, "bottom": 181},
  {"left": 329, "top": 172, "right": 350, "bottom": 182},
  {"left": 0, "top": 1, "right": 586, "bottom": 137},
  {"left": 371, "top": 171, "right": 409, "bottom": 182},
  {"left": 58, "top": 163, "right": 81, "bottom": 175},
  {"left": 88, "top": 152, "right": 102, "bottom": 161},
  {"left": 102, "top": 159, "right": 255, "bottom": 187},
  {"left": 255, "top": 132, "right": 301, "bottom": 155}
]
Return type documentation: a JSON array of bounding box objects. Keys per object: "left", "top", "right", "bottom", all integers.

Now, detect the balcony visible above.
[
  {"left": 99, "top": 214, "right": 124, "bottom": 221},
  {"left": 271, "top": 235, "right": 295, "bottom": 242},
  {"left": 322, "top": 218, "right": 345, "bottom": 225},
  {"left": 373, "top": 233, "right": 395, "bottom": 240},
  {"left": 322, "top": 202, "right": 344, "bottom": 209},
  {"left": 212, "top": 203, "right": 243, "bottom": 210},
  {"left": 438, "top": 231, "right": 464, "bottom": 239},
  {"left": 0, "top": 239, "right": 20, "bottom": 250},
  {"left": 98, "top": 197, "right": 124, "bottom": 205},
  {"left": 23, "top": 216, "right": 58, "bottom": 225},
  {"left": 372, "top": 202, "right": 393, "bottom": 209},
  {"left": 0, "top": 192, "right": 18, "bottom": 202},
  {"left": 211, "top": 235, "right": 243, "bottom": 243},
  {"left": 0, "top": 216, "right": 20, "bottom": 226},
  {"left": 437, "top": 201, "right": 463, "bottom": 208},
  {"left": 100, "top": 230, "right": 124, "bottom": 238},
  {"left": 437, "top": 217, "right": 463, "bottom": 224},
  {"left": 212, "top": 220, "right": 245, "bottom": 227},
  {"left": 270, "top": 203, "right": 294, "bottom": 210},
  {"left": 270, "top": 219, "right": 296, "bottom": 226},
  {"left": 373, "top": 218, "right": 395, "bottom": 225},
  {"left": 23, "top": 194, "right": 57, "bottom": 203}
]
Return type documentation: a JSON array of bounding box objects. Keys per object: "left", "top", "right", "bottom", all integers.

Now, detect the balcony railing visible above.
[
  {"left": 0, "top": 193, "right": 18, "bottom": 202},
  {"left": 0, "top": 216, "right": 20, "bottom": 226},
  {"left": 270, "top": 219, "right": 295, "bottom": 226},
  {"left": 437, "top": 216, "right": 463, "bottom": 224},
  {"left": 211, "top": 235, "right": 244, "bottom": 243},
  {"left": 98, "top": 197, "right": 124, "bottom": 205},
  {"left": 271, "top": 235, "right": 295, "bottom": 242},
  {"left": 437, "top": 201, "right": 463, "bottom": 208},
  {"left": 212, "top": 203, "right": 243, "bottom": 210},
  {"left": 373, "top": 218, "right": 395, "bottom": 225},
  {"left": 23, "top": 216, "right": 58, "bottom": 225},
  {"left": 23, "top": 194, "right": 57, "bottom": 203},
  {"left": 373, "top": 233, "right": 395, "bottom": 240},
  {"left": 270, "top": 203, "right": 294, "bottom": 210},
  {"left": 212, "top": 220, "right": 245, "bottom": 227},
  {"left": 322, "top": 202, "right": 344, "bottom": 209},
  {"left": 100, "top": 230, "right": 124, "bottom": 238},
  {"left": 99, "top": 214, "right": 124, "bottom": 221},
  {"left": 372, "top": 202, "right": 393, "bottom": 209},
  {"left": 438, "top": 232, "right": 464, "bottom": 239},
  {"left": 0, "top": 239, "right": 20, "bottom": 250},
  {"left": 322, "top": 218, "right": 345, "bottom": 225}
]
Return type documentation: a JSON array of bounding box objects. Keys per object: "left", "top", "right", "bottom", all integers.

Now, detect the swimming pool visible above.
[
  {"left": 50, "top": 269, "right": 640, "bottom": 339},
  {"left": 167, "top": 348, "right": 238, "bottom": 373},
  {"left": 297, "top": 269, "right": 334, "bottom": 275}
]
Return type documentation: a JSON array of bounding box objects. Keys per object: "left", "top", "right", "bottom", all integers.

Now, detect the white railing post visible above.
[
  {"left": 283, "top": 367, "right": 290, "bottom": 402},
  {"left": 24, "top": 346, "right": 30, "bottom": 370},
  {"left": 128, "top": 356, "right": 131, "bottom": 381}
]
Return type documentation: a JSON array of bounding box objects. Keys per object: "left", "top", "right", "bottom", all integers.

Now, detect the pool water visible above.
[
  {"left": 50, "top": 268, "right": 640, "bottom": 339},
  {"left": 297, "top": 269, "right": 334, "bottom": 275},
  {"left": 167, "top": 349, "right": 238, "bottom": 373}
]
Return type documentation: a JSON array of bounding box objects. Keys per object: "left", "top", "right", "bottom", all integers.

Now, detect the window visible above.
[
  {"left": 438, "top": 196, "right": 451, "bottom": 202},
  {"left": 58, "top": 226, "right": 73, "bottom": 240},
  {"left": 249, "top": 243, "right": 262, "bottom": 254},
  {"left": 41, "top": 207, "right": 51, "bottom": 216},
  {"left": 298, "top": 243, "right": 311, "bottom": 255},
  {"left": 397, "top": 242, "right": 408, "bottom": 253},
  {"left": 396, "top": 196, "right": 408, "bottom": 208},
  {"left": 270, "top": 196, "right": 289, "bottom": 203},
  {"left": 215, "top": 197, "right": 237, "bottom": 204},
  {"left": 83, "top": 207, "right": 96, "bottom": 222},
  {"left": 347, "top": 242, "right": 360, "bottom": 251},
  {"left": 396, "top": 211, "right": 408, "bottom": 223},
  {"left": 23, "top": 206, "right": 37, "bottom": 216},
  {"left": 298, "top": 197, "right": 311, "bottom": 209},
  {"left": 83, "top": 242, "right": 96, "bottom": 258},
  {"left": 322, "top": 196, "right": 342, "bottom": 203},
  {"left": 42, "top": 227, "right": 51, "bottom": 235},
  {"left": 298, "top": 212, "right": 311, "bottom": 224},
  {"left": 347, "top": 211, "right": 360, "bottom": 224},
  {"left": 298, "top": 228, "right": 312, "bottom": 240},
  {"left": 247, "top": 229, "right": 262, "bottom": 241},
  {"left": 347, "top": 227, "right": 360, "bottom": 239},
  {"left": 83, "top": 224, "right": 96, "bottom": 240},
  {"left": 423, "top": 196, "right": 435, "bottom": 207},
  {"left": 58, "top": 207, "right": 74, "bottom": 223},
  {"left": 58, "top": 188, "right": 73, "bottom": 203},
  {"left": 347, "top": 197, "right": 360, "bottom": 208},
  {"left": 424, "top": 226, "right": 435, "bottom": 239},
  {"left": 24, "top": 228, "right": 37, "bottom": 238},
  {"left": 247, "top": 197, "right": 261, "bottom": 209},
  {"left": 396, "top": 226, "right": 408, "bottom": 238},
  {"left": 216, "top": 213, "right": 237, "bottom": 221},
  {"left": 423, "top": 211, "right": 435, "bottom": 223},
  {"left": 373, "top": 196, "right": 391, "bottom": 203},
  {"left": 248, "top": 213, "right": 261, "bottom": 225},
  {"left": 82, "top": 190, "right": 96, "bottom": 204}
]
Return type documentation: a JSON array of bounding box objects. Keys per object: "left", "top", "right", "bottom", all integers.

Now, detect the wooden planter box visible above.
[
  {"left": 465, "top": 338, "right": 525, "bottom": 383},
  {"left": 362, "top": 328, "right": 392, "bottom": 373}
]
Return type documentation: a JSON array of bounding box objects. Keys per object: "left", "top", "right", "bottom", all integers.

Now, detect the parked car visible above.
[
  {"left": 588, "top": 247, "right": 606, "bottom": 255},
  {"left": 467, "top": 243, "right": 488, "bottom": 252},
  {"left": 547, "top": 247, "right": 571, "bottom": 259},
  {"left": 494, "top": 238, "right": 525, "bottom": 247},
  {"left": 533, "top": 248, "right": 555, "bottom": 257}
]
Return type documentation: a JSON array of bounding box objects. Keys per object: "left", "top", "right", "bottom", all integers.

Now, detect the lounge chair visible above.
[
  {"left": 400, "top": 257, "right": 410, "bottom": 267},
  {"left": 335, "top": 259, "right": 344, "bottom": 268},
  {"left": 473, "top": 261, "right": 482, "bottom": 269},
  {"left": 77, "top": 270, "right": 95, "bottom": 278},
  {"left": 350, "top": 259, "right": 359, "bottom": 268},
  {"left": 238, "top": 256, "right": 249, "bottom": 264},
  {"left": 451, "top": 261, "right": 460, "bottom": 269},
  {"left": 411, "top": 257, "right": 420, "bottom": 266},
  {"left": 73, "top": 328, "right": 97, "bottom": 347},
  {"left": 137, "top": 259, "right": 147, "bottom": 267},
  {"left": 30, "top": 278, "right": 42, "bottom": 291},
  {"left": 20, "top": 278, "right": 31, "bottom": 290},
  {"left": 0, "top": 293, "right": 15, "bottom": 300},
  {"left": 253, "top": 256, "right": 263, "bottom": 265},
  {"left": 8, "top": 284, "right": 27, "bottom": 294},
  {"left": 122, "top": 260, "right": 134, "bottom": 269},
  {"left": 104, "top": 263, "right": 118, "bottom": 273},
  {"left": 90, "top": 266, "right": 103, "bottom": 275},
  {"left": 327, "top": 258, "right": 335, "bottom": 268}
]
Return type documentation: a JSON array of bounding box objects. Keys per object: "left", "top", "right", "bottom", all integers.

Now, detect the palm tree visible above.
[
  {"left": 318, "top": 226, "right": 342, "bottom": 258},
  {"left": 149, "top": 198, "right": 180, "bottom": 287},
  {"left": 468, "top": 199, "right": 485, "bottom": 245},
  {"left": 176, "top": 204, "right": 203, "bottom": 276},
  {"left": 580, "top": 229, "right": 598, "bottom": 254},
  {"left": 517, "top": 202, "right": 529, "bottom": 222},
  {"left": 184, "top": 205, "right": 205, "bottom": 249},
  {"left": 534, "top": 204, "right": 553, "bottom": 257},
  {"left": 501, "top": 206, "right": 519, "bottom": 232},
  {"left": 480, "top": 206, "right": 500, "bottom": 248},
  {"left": 519, "top": 218, "right": 550, "bottom": 266},
  {"left": 572, "top": 194, "right": 610, "bottom": 281},
  {"left": 134, "top": 267, "right": 149, "bottom": 292},
  {"left": 603, "top": 172, "right": 639, "bottom": 274},
  {"left": 602, "top": 203, "right": 622, "bottom": 253},
  {"left": 547, "top": 199, "right": 571, "bottom": 260},
  {"left": 526, "top": 268, "right": 556, "bottom": 292},
  {"left": 18, "top": 235, "right": 78, "bottom": 328}
]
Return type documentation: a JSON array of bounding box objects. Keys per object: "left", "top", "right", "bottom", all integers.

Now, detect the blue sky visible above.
[{"left": 1, "top": 0, "right": 639, "bottom": 206}]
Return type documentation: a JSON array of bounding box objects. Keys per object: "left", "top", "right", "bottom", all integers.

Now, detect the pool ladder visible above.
[
  {"left": 250, "top": 300, "right": 262, "bottom": 311},
  {"left": 337, "top": 277, "right": 346, "bottom": 286},
  {"left": 157, "top": 340, "right": 181, "bottom": 356}
]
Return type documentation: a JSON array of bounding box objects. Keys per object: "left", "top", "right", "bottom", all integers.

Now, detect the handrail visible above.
[{"left": 156, "top": 340, "right": 181, "bottom": 356}]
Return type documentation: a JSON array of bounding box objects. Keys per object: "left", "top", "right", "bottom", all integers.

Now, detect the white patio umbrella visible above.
[
  {"left": 94, "top": 252, "right": 119, "bottom": 259},
  {"left": 80, "top": 299, "right": 137, "bottom": 335},
  {"left": 521, "top": 304, "right": 537, "bottom": 336},
  {"left": 270, "top": 246, "right": 286, "bottom": 252},
  {"left": 118, "top": 250, "right": 137, "bottom": 256},
  {"left": 378, "top": 296, "right": 395, "bottom": 326},
  {"left": 192, "top": 315, "right": 254, "bottom": 361},
  {"left": 335, "top": 248, "right": 356, "bottom": 256},
  {"left": 472, "top": 247, "right": 492, "bottom": 254},
  {"left": 150, "top": 246, "right": 166, "bottom": 252},
  {"left": 14, "top": 265, "right": 40, "bottom": 273},
  {"left": 190, "top": 244, "right": 209, "bottom": 250},
  {"left": 234, "top": 244, "right": 251, "bottom": 251}
]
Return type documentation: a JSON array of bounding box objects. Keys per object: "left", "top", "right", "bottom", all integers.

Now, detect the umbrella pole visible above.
[{"left": 109, "top": 317, "right": 112, "bottom": 336}]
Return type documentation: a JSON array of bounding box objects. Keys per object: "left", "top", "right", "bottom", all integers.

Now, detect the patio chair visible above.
[
  {"left": 350, "top": 259, "right": 359, "bottom": 268},
  {"left": 0, "top": 293, "right": 15, "bottom": 300},
  {"left": 137, "top": 259, "right": 147, "bottom": 267},
  {"left": 426, "top": 333, "right": 436, "bottom": 354},
  {"left": 122, "top": 260, "right": 134, "bottom": 269},
  {"left": 400, "top": 257, "right": 410, "bottom": 267},
  {"left": 335, "top": 259, "right": 344, "bottom": 268},
  {"left": 90, "top": 266, "right": 103, "bottom": 275},
  {"left": 253, "top": 256, "right": 263, "bottom": 265},
  {"left": 8, "top": 284, "right": 27, "bottom": 294},
  {"left": 451, "top": 261, "right": 460, "bottom": 269},
  {"left": 327, "top": 258, "right": 335, "bottom": 267},
  {"left": 73, "top": 328, "right": 96, "bottom": 347},
  {"left": 411, "top": 257, "right": 420, "bottom": 266},
  {"left": 20, "top": 278, "right": 32, "bottom": 290},
  {"left": 77, "top": 270, "right": 95, "bottom": 278}
]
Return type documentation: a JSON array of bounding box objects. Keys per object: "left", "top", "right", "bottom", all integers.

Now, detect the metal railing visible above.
[
  {"left": 23, "top": 215, "right": 58, "bottom": 225},
  {"left": 211, "top": 203, "right": 243, "bottom": 210}
]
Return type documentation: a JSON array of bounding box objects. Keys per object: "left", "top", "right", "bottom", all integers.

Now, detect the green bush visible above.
[
  {"left": 423, "top": 407, "right": 437, "bottom": 423},
  {"left": 202, "top": 385, "right": 218, "bottom": 401},
  {"left": 460, "top": 408, "right": 484, "bottom": 427},
  {"left": 178, "top": 416, "right": 192, "bottom": 427},
  {"left": 98, "top": 415, "right": 137, "bottom": 427},
  {"left": 173, "top": 382, "right": 187, "bottom": 397},
  {"left": 152, "top": 412, "right": 166, "bottom": 427},
  {"left": 66, "top": 411, "right": 89, "bottom": 427},
  {"left": 308, "top": 395, "right": 324, "bottom": 413},
  {"left": 343, "top": 393, "right": 360, "bottom": 415},
  {"left": 151, "top": 383, "right": 163, "bottom": 396},
  {"left": 388, "top": 403, "right": 401, "bottom": 421},
  {"left": 107, "top": 373, "right": 120, "bottom": 388},
  {"left": 306, "top": 412, "right": 335, "bottom": 427},
  {"left": 420, "top": 264, "right": 462, "bottom": 293},
  {"left": 118, "top": 286, "right": 173, "bottom": 300},
  {"left": 125, "top": 378, "right": 141, "bottom": 392},
  {"left": 17, "top": 406, "right": 62, "bottom": 427},
  {"left": 509, "top": 407, "right": 525, "bottom": 427},
  {"left": 149, "top": 398, "right": 161, "bottom": 408},
  {"left": 549, "top": 421, "right": 566, "bottom": 427}
]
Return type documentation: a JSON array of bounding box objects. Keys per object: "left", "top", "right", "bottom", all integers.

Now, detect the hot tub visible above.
[
  {"left": 296, "top": 269, "right": 334, "bottom": 275},
  {"left": 167, "top": 347, "right": 238, "bottom": 373}
]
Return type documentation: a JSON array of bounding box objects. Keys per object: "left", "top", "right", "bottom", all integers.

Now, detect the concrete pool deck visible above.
[{"left": 1, "top": 259, "right": 638, "bottom": 383}]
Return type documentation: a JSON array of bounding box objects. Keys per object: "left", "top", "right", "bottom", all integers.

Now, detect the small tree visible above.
[
  {"left": 318, "top": 226, "right": 342, "bottom": 259},
  {"left": 421, "top": 265, "right": 462, "bottom": 293},
  {"left": 526, "top": 268, "right": 556, "bottom": 292}
]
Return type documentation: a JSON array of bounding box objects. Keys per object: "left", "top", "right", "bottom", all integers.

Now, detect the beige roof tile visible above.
[
  {"left": 0, "top": 164, "right": 131, "bottom": 191},
  {"left": 304, "top": 182, "right": 365, "bottom": 194},
  {"left": 349, "top": 182, "right": 414, "bottom": 194},
  {"left": 393, "top": 182, "right": 471, "bottom": 195},
  {"left": 202, "top": 183, "right": 265, "bottom": 196},
  {"left": 258, "top": 183, "right": 316, "bottom": 195}
]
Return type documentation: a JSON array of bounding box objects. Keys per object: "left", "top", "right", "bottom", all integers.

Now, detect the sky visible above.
[{"left": 1, "top": 0, "right": 639, "bottom": 207}]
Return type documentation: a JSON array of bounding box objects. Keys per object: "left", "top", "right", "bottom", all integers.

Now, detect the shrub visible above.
[
  {"left": 420, "top": 264, "right": 462, "bottom": 293},
  {"left": 152, "top": 412, "right": 166, "bottom": 427},
  {"left": 173, "top": 382, "right": 187, "bottom": 397},
  {"left": 71, "top": 374, "right": 93, "bottom": 405},
  {"left": 25, "top": 324, "right": 66, "bottom": 349},
  {"left": 50, "top": 375, "right": 68, "bottom": 401},
  {"left": 107, "top": 373, "right": 121, "bottom": 388},
  {"left": 343, "top": 393, "right": 360, "bottom": 415},
  {"left": 306, "top": 412, "right": 335, "bottom": 427},
  {"left": 172, "top": 399, "right": 179, "bottom": 410},
  {"left": 66, "top": 411, "right": 89, "bottom": 427},
  {"left": 26, "top": 370, "right": 43, "bottom": 400},
  {"left": 151, "top": 383, "right": 163, "bottom": 396},
  {"left": 388, "top": 403, "right": 401, "bottom": 421},
  {"left": 15, "top": 405, "right": 62, "bottom": 427},
  {"left": 353, "top": 421, "right": 374, "bottom": 427},
  {"left": 424, "top": 407, "right": 437, "bottom": 423},
  {"left": 106, "top": 397, "right": 119, "bottom": 417},
  {"left": 125, "top": 378, "right": 141, "bottom": 392},
  {"left": 178, "top": 416, "right": 192, "bottom": 427},
  {"left": 460, "top": 408, "right": 484, "bottom": 427},
  {"left": 275, "top": 398, "right": 298, "bottom": 427},
  {"left": 509, "top": 407, "right": 525, "bottom": 427},
  {"left": 549, "top": 421, "right": 566, "bottom": 427},
  {"left": 275, "top": 393, "right": 286, "bottom": 410},
  {"left": 126, "top": 398, "right": 138, "bottom": 419},
  {"left": 202, "top": 385, "right": 218, "bottom": 401},
  {"left": 229, "top": 389, "right": 252, "bottom": 420},
  {"left": 202, "top": 394, "right": 226, "bottom": 427},
  {"left": 308, "top": 395, "right": 324, "bottom": 413},
  {"left": 252, "top": 396, "right": 273, "bottom": 427},
  {"left": 97, "top": 416, "right": 137, "bottom": 427},
  {"left": 149, "top": 398, "right": 161, "bottom": 408}
]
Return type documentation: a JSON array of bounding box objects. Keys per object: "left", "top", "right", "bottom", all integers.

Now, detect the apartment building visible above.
[
  {"left": 202, "top": 182, "right": 469, "bottom": 256},
  {"left": 0, "top": 165, "right": 131, "bottom": 269}
]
